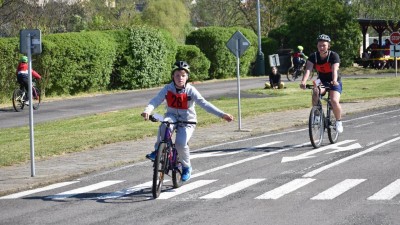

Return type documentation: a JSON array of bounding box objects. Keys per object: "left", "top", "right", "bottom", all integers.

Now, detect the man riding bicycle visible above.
[{"left": 299, "top": 34, "right": 343, "bottom": 133}]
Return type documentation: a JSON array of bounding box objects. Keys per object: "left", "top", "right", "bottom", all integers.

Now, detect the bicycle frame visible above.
[
  {"left": 307, "top": 84, "right": 339, "bottom": 148},
  {"left": 150, "top": 115, "right": 196, "bottom": 198}
]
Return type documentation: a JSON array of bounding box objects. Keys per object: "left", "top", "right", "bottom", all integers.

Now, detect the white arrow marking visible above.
[
  {"left": 327, "top": 142, "right": 362, "bottom": 153},
  {"left": 281, "top": 140, "right": 358, "bottom": 163},
  {"left": 191, "top": 141, "right": 282, "bottom": 159}
]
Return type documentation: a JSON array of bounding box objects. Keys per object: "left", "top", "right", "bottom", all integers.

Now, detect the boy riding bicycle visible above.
[
  {"left": 141, "top": 61, "right": 234, "bottom": 182},
  {"left": 16, "top": 56, "right": 42, "bottom": 102}
]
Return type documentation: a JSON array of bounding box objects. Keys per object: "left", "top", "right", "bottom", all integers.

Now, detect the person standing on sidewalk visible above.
[
  {"left": 299, "top": 34, "right": 343, "bottom": 133},
  {"left": 141, "top": 61, "right": 234, "bottom": 182}
]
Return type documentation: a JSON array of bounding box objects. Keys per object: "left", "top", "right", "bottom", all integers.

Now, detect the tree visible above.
[
  {"left": 192, "top": 0, "right": 288, "bottom": 36},
  {"left": 141, "top": 0, "right": 191, "bottom": 43},
  {"left": 284, "top": 0, "right": 361, "bottom": 66}
]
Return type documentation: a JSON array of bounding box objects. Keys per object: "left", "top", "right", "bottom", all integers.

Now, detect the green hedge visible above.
[
  {"left": 176, "top": 45, "right": 210, "bottom": 81},
  {"left": 36, "top": 31, "right": 117, "bottom": 96},
  {"left": 0, "top": 37, "right": 21, "bottom": 103},
  {"left": 0, "top": 26, "right": 259, "bottom": 104},
  {"left": 186, "top": 26, "right": 257, "bottom": 79}
]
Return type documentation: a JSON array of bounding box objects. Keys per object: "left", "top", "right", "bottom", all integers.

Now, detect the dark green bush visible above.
[
  {"left": 176, "top": 45, "right": 210, "bottom": 82},
  {"left": 115, "top": 26, "right": 171, "bottom": 89},
  {"left": 37, "top": 31, "right": 117, "bottom": 96},
  {"left": 0, "top": 37, "right": 20, "bottom": 103},
  {"left": 186, "top": 26, "right": 257, "bottom": 79}
]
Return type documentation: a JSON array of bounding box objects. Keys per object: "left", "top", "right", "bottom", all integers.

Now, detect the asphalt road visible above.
[
  {"left": 1, "top": 106, "right": 399, "bottom": 225},
  {"left": 0, "top": 77, "right": 268, "bottom": 128}
]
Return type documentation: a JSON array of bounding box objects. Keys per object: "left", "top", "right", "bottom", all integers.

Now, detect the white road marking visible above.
[
  {"left": 192, "top": 142, "right": 308, "bottom": 179},
  {"left": 46, "top": 180, "right": 125, "bottom": 200},
  {"left": 200, "top": 179, "right": 265, "bottom": 199},
  {"left": 353, "top": 122, "right": 374, "bottom": 128},
  {"left": 303, "top": 136, "right": 400, "bottom": 178},
  {"left": 157, "top": 180, "right": 217, "bottom": 199},
  {"left": 311, "top": 179, "right": 366, "bottom": 200},
  {"left": 191, "top": 141, "right": 282, "bottom": 159},
  {"left": 0, "top": 181, "right": 79, "bottom": 199},
  {"left": 255, "top": 178, "right": 315, "bottom": 200},
  {"left": 281, "top": 140, "right": 358, "bottom": 162},
  {"left": 367, "top": 179, "right": 400, "bottom": 200},
  {"left": 97, "top": 181, "right": 153, "bottom": 200}
]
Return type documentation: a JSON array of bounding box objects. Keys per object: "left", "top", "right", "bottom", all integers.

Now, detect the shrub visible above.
[{"left": 176, "top": 45, "right": 210, "bottom": 81}]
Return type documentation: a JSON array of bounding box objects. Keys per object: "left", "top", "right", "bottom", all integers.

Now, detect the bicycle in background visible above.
[
  {"left": 12, "top": 79, "right": 41, "bottom": 112},
  {"left": 306, "top": 81, "right": 339, "bottom": 148},
  {"left": 148, "top": 114, "right": 196, "bottom": 199}
]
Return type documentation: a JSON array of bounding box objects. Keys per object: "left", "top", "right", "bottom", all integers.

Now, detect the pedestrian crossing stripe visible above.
[
  {"left": 46, "top": 180, "right": 124, "bottom": 200},
  {"left": 2, "top": 178, "right": 400, "bottom": 201},
  {"left": 311, "top": 179, "right": 366, "bottom": 200},
  {"left": 255, "top": 178, "right": 316, "bottom": 200}
]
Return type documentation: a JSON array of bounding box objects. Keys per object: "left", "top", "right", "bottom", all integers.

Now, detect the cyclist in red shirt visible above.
[{"left": 16, "top": 56, "right": 41, "bottom": 101}]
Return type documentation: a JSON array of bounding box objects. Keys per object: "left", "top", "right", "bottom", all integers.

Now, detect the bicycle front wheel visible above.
[
  {"left": 152, "top": 142, "right": 167, "bottom": 199},
  {"left": 309, "top": 106, "right": 324, "bottom": 148},
  {"left": 12, "top": 89, "right": 25, "bottom": 112},
  {"left": 32, "top": 87, "right": 41, "bottom": 110},
  {"left": 172, "top": 154, "right": 183, "bottom": 188},
  {"left": 327, "top": 107, "right": 339, "bottom": 144}
]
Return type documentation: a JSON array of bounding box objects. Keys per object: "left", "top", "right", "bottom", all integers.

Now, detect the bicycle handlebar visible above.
[
  {"left": 305, "top": 84, "right": 331, "bottom": 91},
  {"left": 149, "top": 115, "right": 197, "bottom": 125}
]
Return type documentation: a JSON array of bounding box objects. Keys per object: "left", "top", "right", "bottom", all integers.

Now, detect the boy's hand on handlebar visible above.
[{"left": 222, "top": 113, "right": 234, "bottom": 122}]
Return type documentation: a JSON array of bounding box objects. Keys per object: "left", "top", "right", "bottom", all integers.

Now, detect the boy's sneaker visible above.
[
  {"left": 181, "top": 166, "right": 192, "bottom": 182},
  {"left": 336, "top": 121, "right": 343, "bottom": 133},
  {"left": 145, "top": 151, "right": 156, "bottom": 161}
]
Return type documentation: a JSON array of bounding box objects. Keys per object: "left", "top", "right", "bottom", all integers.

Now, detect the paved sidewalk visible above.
[{"left": 1, "top": 97, "right": 399, "bottom": 197}]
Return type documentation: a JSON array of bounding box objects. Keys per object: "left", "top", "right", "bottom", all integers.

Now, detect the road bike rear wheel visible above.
[
  {"left": 32, "top": 87, "right": 41, "bottom": 110},
  {"left": 172, "top": 155, "right": 183, "bottom": 188},
  {"left": 309, "top": 106, "right": 324, "bottom": 148},
  {"left": 12, "top": 89, "right": 25, "bottom": 112},
  {"left": 152, "top": 143, "right": 167, "bottom": 199},
  {"left": 327, "top": 107, "right": 339, "bottom": 144}
]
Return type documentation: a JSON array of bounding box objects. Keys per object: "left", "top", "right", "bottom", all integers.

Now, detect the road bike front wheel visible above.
[
  {"left": 32, "top": 87, "right": 41, "bottom": 110},
  {"left": 327, "top": 106, "right": 339, "bottom": 144},
  {"left": 12, "top": 89, "right": 25, "bottom": 112},
  {"left": 309, "top": 106, "right": 324, "bottom": 148},
  {"left": 152, "top": 142, "right": 167, "bottom": 199}
]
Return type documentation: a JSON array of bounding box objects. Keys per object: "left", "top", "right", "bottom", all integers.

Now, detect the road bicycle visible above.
[
  {"left": 306, "top": 81, "right": 339, "bottom": 148},
  {"left": 12, "top": 79, "right": 41, "bottom": 112},
  {"left": 149, "top": 114, "right": 196, "bottom": 199}
]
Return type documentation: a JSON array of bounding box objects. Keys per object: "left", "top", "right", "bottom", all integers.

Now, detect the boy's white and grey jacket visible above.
[{"left": 143, "top": 82, "right": 225, "bottom": 122}]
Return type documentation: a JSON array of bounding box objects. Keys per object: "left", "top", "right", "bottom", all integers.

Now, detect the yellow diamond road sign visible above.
[{"left": 226, "top": 31, "right": 251, "bottom": 58}]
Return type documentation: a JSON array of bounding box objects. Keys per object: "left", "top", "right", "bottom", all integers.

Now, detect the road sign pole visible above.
[
  {"left": 236, "top": 39, "right": 242, "bottom": 131},
  {"left": 26, "top": 33, "right": 36, "bottom": 177}
]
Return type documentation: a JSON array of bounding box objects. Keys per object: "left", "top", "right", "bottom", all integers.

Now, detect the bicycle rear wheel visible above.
[
  {"left": 309, "top": 106, "right": 324, "bottom": 148},
  {"left": 12, "top": 89, "right": 25, "bottom": 112},
  {"left": 32, "top": 87, "right": 41, "bottom": 110},
  {"left": 287, "top": 67, "right": 295, "bottom": 81},
  {"left": 327, "top": 106, "right": 339, "bottom": 144},
  {"left": 152, "top": 142, "right": 167, "bottom": 199}
]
